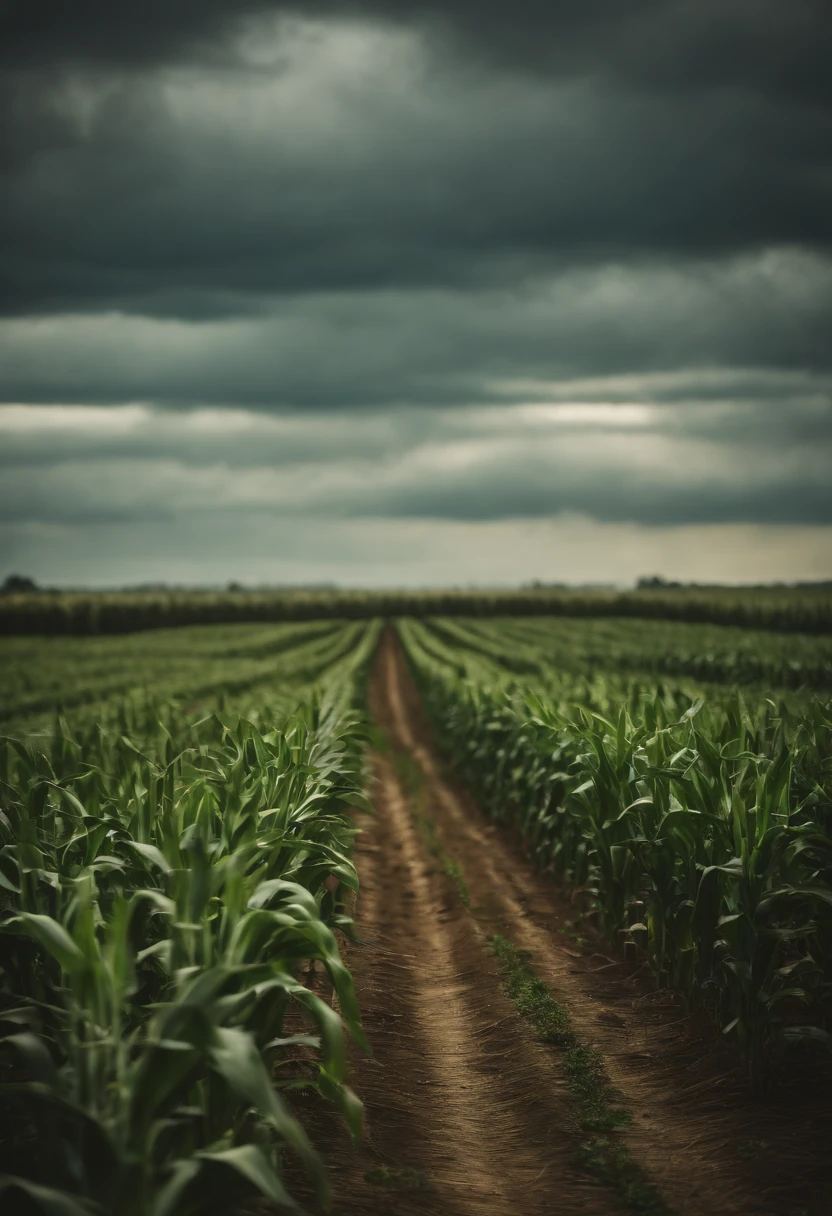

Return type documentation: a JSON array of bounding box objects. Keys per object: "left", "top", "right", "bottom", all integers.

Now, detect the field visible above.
[
  {"left": 399, "top": 617, "right": 832, "bottom": 1074},
  {"left": 3, "top": 583, "right": 832, "bottom": 636},
  {"left": 1, "top": 610, "right": 832, "bottom": 1214},
  {"left": 0, "top": 621, "right": 379, "bottom": 1214}
]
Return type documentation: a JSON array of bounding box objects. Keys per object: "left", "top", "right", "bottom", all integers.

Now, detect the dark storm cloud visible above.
[
  {"left": 336, "top": 460, "right": 832, "bottom": 528},
  {"left": 3, "top": 1, "right": 830, "bottom": 104},
  {"left": 3, "top": 90, "right": 831, "bottom": 319},
  {"left": 2, "top": 397, "right": 830, "bottom": 529},
  {"left": 1, "top": 2, "right": 831, "bottom": 321},
  {"left": 1, "top": 394, "right": 831, "bottom": 472},
  {"left": 4, "top": 449, "right": 831, "bottom": 530},
  {"left": 2, "top": 257, "right": 832, "bottom": 407},
  {"left": 1, "top": 1, "right": 831, "bottom": 554}
]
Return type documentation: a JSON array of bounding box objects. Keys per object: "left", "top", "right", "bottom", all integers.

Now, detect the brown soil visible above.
[{"left": 296, "top": 628, "right": 832, "bottom": 1216}]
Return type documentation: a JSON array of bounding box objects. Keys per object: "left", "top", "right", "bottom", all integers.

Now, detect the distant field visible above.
[
  {"left": 0, "top": 618, "right": 363, "bottom": 733},
  {"left": 2, "top": 583, "right": 832, "bottom": 634},
  {"left": 424, "top": 613, "right": 832, "bottom": 697}
]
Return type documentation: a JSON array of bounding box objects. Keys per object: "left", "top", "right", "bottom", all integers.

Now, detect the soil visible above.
[{"left": 291, "top": 628, "right": 832, "bottom": 1216}]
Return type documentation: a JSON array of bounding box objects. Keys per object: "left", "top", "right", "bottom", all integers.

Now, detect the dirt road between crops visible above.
[{"left": 307, "top": 629, "right": 832, "bottom": 1216}]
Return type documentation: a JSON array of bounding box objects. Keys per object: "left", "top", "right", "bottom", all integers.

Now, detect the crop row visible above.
[
  {"left": 0, "top": 620, "right": 364, "bottom": 733},
  {"left": 2, "top": 620, "right": 339, "bottom": 704},
  {"left": 426, "top": 615, "right": 832, "bottom": 696},
  {"left": 0, "top": 622, "right": 380, "bottom": 1213},
  {"left": 2, "top": 585, "right": 832, "bottom": 636},
  {"left": 399, "top": 618, "right": 832, "bottom": 1084}
]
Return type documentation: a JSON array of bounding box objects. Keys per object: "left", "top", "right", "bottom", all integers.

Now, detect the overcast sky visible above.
[{"left": 2, "top": 1, "right": 831, "bottom": 587}]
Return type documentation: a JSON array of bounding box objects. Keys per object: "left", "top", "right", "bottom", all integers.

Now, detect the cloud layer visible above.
[
  {"left": 3, "top": 13, "right": 831, "bottom": 319},
  {"left": 1, "top": 4, "right": 830, "bottom": 584}
]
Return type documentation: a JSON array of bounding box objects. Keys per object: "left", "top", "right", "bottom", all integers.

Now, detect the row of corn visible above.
[
  {"left": 425, "top": 613, "right": 832, "bottom": 694},
  {"left": 399, "top": 617, "right": 832, "bottom": 1085},
  {"left": 0, "top": 620, "right": 367, "bottom": 731},
  {"left": 3, "top": 585, "right": 831, "bottom": 637},
  {"left": 0, "top": 624, "right": 380, "bottom": 1213}
]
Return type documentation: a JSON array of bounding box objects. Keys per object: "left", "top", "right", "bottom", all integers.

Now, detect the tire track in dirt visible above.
[
  {"left": 306, "top": 653, "right": 622, "bottom": 1213},
  {"left": 378, "top": 627, "right": 832, "bottom": 1216},
  {"left": 354, "top": 755, "right": 612, "bottom": 1214}
]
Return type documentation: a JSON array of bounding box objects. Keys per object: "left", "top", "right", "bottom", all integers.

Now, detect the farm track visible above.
[{"left": 303, "top": 630, "right": 832, "bottom": 1215}]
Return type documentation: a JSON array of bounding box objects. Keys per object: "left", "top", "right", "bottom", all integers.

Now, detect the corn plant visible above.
[
  {"left": 400, "top": 617, "right": 832, "bottom": 1084},
  {"left": 0, "top": 627, "right": 377, "bottom": 1214}
]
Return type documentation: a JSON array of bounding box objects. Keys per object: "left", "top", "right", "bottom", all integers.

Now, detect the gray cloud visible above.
[
  {"left": 3, "top": 2, "right": 830, "bottom": 106},
  {"left": 2, "top": 253, "right": 832, "bottom": 409},
  {"left": 336, "top": 458, "right": 832, "bottom": 528},
  {"left": 1, "top": 10, "right": 830, "bottom": 323},
  {"left": 1, "top": 400, "right": 830, "bottom": 529},
  {"left": 1, "top": 4, "right": 831, "bottom": 578}
]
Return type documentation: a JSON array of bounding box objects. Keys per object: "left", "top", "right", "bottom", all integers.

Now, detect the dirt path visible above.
[{"left": 308, "top": 630, "right": 831, "bottom": 1216}]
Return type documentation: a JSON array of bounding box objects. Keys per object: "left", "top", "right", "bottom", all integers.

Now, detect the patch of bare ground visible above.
[{"left": 294, "top": 749, "right": 619, "bottom": 1214}]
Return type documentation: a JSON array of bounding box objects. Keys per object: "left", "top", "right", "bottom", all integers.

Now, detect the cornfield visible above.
[
  {"left": 399, "top": 616, "right": 832, "bottom": 1084},
  {"left": 2, "top": 606, "right": 832, "bottom": 1212},
  {"left": 0, "top": 621, "right": 380, "bottom": 1213},
  {"left": 1, "top": 585, "right": 831, "bottom": 636}
]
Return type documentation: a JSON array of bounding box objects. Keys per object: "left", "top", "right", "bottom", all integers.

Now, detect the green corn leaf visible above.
[
  {"left": 208, "top": 1024, "right": 325, "bottom": 1199},
  {"left": 152, "top": 1145, "right": 300, "bottom": 1216},
  {"left": 0, "top": 1178, "right": 101, "bottom": 1216},
  {"left": 122, "top": 840, "right": 172, "bottom": 874},
  {"left": 7, "top": 912, "right": 87, "bottom": 973}
]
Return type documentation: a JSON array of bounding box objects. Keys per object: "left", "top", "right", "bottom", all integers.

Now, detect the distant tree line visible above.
[{"left": 1, "top": 574, "right": 39, "bottom": 594}]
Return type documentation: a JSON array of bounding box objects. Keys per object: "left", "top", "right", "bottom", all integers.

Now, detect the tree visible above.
[{"left": 1, "top": 574, "right": 39, "bottom": 594}]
